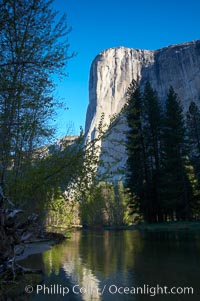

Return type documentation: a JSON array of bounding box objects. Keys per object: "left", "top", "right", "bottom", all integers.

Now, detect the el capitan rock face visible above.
[{"left": 85, "top": 40, "right": 200, "bottom": 182}]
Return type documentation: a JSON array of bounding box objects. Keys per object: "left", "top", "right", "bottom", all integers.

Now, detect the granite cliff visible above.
[{"left": 85, "top": 40, "right": 200, "bottom": 182}]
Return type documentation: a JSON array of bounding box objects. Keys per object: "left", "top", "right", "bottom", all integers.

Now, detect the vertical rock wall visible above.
[{"left": 85, "top": 40, "right": 200, "bottom": 182}]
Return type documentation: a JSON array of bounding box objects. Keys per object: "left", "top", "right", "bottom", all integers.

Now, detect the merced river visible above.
[{"left": 19, "top": 230, "right": 200, "bottom": 300}]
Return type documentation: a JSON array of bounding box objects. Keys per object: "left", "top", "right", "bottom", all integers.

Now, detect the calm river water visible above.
[{"left": 17, "top": 230, "right": 200, "bottom": 300}]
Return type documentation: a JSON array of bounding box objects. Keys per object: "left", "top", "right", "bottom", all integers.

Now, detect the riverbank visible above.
[
  {"left": 0, "top": 232, "right": 67, "bottom": 299},
  {"left": 16, "top": 232, "right": 66, "bottom": 261},
  {"left": 15, "top": 221, "right": 200, "bottom": 262},
  {"left": 16, "top": 240, "right": 54, "bottom": 261},
  {"left": 103, "top": 221, "right": 200, "bottom": 231},
  {"left": 138, "top": 221, "right": 200, "bottom": 231}
]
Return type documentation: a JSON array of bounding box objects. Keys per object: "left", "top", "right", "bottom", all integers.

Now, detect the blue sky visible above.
[{"left": 52, "top": 0, "right": 200, "bottom": 137}]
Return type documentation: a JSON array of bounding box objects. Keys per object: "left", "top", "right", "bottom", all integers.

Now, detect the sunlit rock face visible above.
[
  {"left": 85, "top": 40, "right": 200, "bottom": 182},
  {"left": 85, "top": 47, "right": 154, "bottom": 138}
]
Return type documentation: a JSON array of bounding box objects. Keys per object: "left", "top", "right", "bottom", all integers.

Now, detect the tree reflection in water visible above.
[{"left": 7, "top": 230, "right": 200, "bottom": 301}]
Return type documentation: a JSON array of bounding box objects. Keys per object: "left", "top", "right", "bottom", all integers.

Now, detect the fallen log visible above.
[
  {"left": 0, "top": 185, "right": 41, "bottom": 280},
  {"left": 15, "top": 263, "right": 42, "bottom": 274}
]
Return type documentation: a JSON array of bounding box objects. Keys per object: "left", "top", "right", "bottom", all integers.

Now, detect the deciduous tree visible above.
[{"left": 0, "top": 0, "right": 73, "bottom": 193}]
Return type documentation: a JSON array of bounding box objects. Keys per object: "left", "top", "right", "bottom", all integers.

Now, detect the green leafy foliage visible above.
[
  {"left": 0, "top": 0, "right": 74, "bottom": 194},
  {"left": 80, "top": 181, "right": 133, "bottom": 226},
  {"left": 6, "top": 135, "right": 84, "bottom": 216}
]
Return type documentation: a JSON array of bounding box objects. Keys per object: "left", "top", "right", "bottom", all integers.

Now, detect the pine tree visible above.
[
  {"left": 125, "top": 80, "right": 151, "bottom": 222},
  {"left": 143, "top": 81, "right": 163, "bottom": 221},
  {"left": 162, "top": 87, "right": 191, "bottom": 220},
  {"left": 186, "top": 101, "right": 200, "bottom": 180}
]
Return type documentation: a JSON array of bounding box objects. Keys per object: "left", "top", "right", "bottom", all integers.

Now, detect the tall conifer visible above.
[
  {"left": 125, "top": 80, "right": 151, "bottom": 222},
  {"left": 162, "top": 87, "right": 190, "bottom": 220},
  {"left": 186, "top": 101, "right": 200, "bottom": 180},
  {"left": 143, "top": 81, "right": 163, "bottom": 221}
]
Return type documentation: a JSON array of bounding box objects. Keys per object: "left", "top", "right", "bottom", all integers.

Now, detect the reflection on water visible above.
[{"left": 13, "top": 231, "right": 200, "bottom": 300}]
